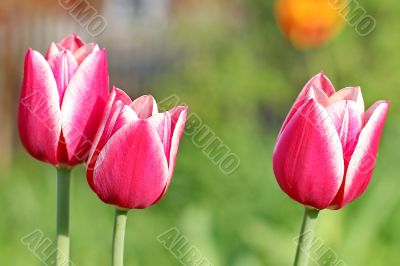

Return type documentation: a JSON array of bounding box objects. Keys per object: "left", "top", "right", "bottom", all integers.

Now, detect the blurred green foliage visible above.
[{"left": 2, "top": 0, "right": 400, "bottom": 265}]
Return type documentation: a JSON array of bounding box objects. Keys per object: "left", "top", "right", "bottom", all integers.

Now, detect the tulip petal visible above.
[
  {"left": 18, "top": 49, "right": 61, "bottom": 165},
  {"left": 87, "top": 88, "right": 134, "bottom": 188},
  {"left": 295, "top": 72, "right": 335, "bottom": 106},
  {"left": 279, "top": 73, "right": 334, "bottom": 135},
  {"left": 325, "top": 100, "right": 363, "bottom": 165},
  {"left": 47, "top": 50, "right": 78, "bottom": 104},
  {"left": 92, "top": 120, "right": 169, "bottom": 209},
  {"left": 45, "top": 42, "right": 60, "bottom": 60},
  {"left": 99, "top": 93, "right": 134, "bottom": 147},
  {"left": 328, "top": 87, "right": 365, "bottom": 113},
  {"left": 331, "top": 101, "right": 389, "bottom": 208},
  {"left": 168, "top": 106, "right": 188, "bottom": 169},
  {"left": 152, "top": 106, "right": 188, "bottom": 202},
  {"left": 73, "top": 43, "right": 100, "bottom": 64},
  {"left": 58, "top": 34, "right": 85, "bottom": 52},
  {"left": 114, "top": 87, "right": 133, "bottom": 105},
  {"left": 273, "top": 99, "right": 344, "bottom": 209},
  {"left": 130, "top": 95, "right": 158, "bottom": 119},
  {"left": 147, "top": 112, "right": 172, "bottom": 159},
  {"left": 87, "top": 90, "right": 120, "bottom": 188},
  {"left": 112, "top": 105, "right": 138, "bottom": 135},
  {"left": 61, "top": 49, "right": 109, "bottom": 165},
  {"left": 88, "top": 88, "right": 132, "bottom": 162}
]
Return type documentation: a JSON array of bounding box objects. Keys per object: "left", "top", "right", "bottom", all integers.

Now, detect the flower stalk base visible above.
[
  {"left": 293, "top": 207, "right": 319, "bottom": 266},
  {"left": 112, "top": 208, "right": 128, "bottom": 266},
  {"left": 56, "top": 167, "right": 72, "bottom": 266}
]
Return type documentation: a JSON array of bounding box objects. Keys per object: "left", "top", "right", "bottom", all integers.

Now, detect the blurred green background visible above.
[{"left": 1, "top": 0, "right": 400, "bottom": 265}]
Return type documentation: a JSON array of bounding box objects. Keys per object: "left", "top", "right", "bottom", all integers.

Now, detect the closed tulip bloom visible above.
[
  {"left": 273, "top": 73, "right": 389, "bottom": 210},
  {"left": 18, "top": 34, "right": 109, "bottom": 167},
  {"left": 86, "top": 88, "right": 188, "bottom": 209},
  {"left": 275, "top": 0, "right": 346, "bottom": 48}
]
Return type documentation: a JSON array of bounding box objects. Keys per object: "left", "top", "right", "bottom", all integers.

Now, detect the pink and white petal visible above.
[
  {"left": 273, "top": 99, "right": 344, "bottom": 210},
  {"left": 99, "top": 88, "right": 135, "bottom": 147},
  {"left": 113, "top": 87, "right": 133, "bottom": 105},
  {"left": 92, "top": 120, "right": 169, "bottom": 209},
  {"left": 304, "top": 72, "right": 336, "bottom": 97},
  {"left": 169, "top": 106, "right": 188, "bottom": 133},
  {"left": 45, "top": 42, "right": 61, "bottom": 60},
  {"left": 279, "top": 73, "right": 334, "bottom": 135},
  {"left": 153, "top": 106, "right": 188, "bottom": 202},
  {"left": 112, "top": 105, "right": 138, "bottom": 135},
  {"left": 61, "top": 49, "right": 109, "bottom": 164},
  {"left": 90, "top": 88, "right": 133, "bottom": 159},
  {"left": 73, "top": 43, "right": 99, "bottom": 64},
  {"left": 307, "top": 86, "right": 330, "bottom": 106},
  {"left": 325, "top": 100, "right": 363, "bottom": 165},
  {"left": 18, "top": 49, "right": 61, "bottom": 165},
  {"left": 87, "top": 87, "right": 135, "bottom": 188},
  {"left": 328, "top": 87, "right": 365, "bottom": 114},
  {"left": 153, "top": 106, "right": 188, "bottom": 204},
  {"left": 87, "top": 102, "right": 134, "bottom": 182},
  {"left": 58, "top": 34, "right": 85, "bottom": 52},
  {"left": 47, "top": 50, "right": 78, "bottom": 104},
  {"left": 87, "top": 90, "right": 121, "bottom": 188},
  {"left": 295, "top": 72, "right": 336, "bottom": 107},
  {"left": 147, "top": 112, "right": 172, "bottom": 158},
  {"left": 130, "top": 95, "right": 158, "bottom": 119},
  {"left": 168, "top": 107, "right": 188, "bottom": 165},
  {"left": 333, "top": 101, "right": 389, "bottom": 208},
  {"left": 364, "top": 100, "right": 388, "bottom": 122}
]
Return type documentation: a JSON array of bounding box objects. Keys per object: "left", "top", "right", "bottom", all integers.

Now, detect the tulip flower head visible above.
[
  {"left": 86, "top": 88, "right": 188, "bottom": 210},
  {"left": 18, "top": 34, "right": 109, "bottom": 167},
  {"left": 273, "top": 73, "right": 389, "bottom": 210},
  {"left": 275, "top": 0, "right": 346, "bottom": 48}
]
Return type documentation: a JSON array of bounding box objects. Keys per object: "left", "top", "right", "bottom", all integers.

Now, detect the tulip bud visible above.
[
  {"left": 275, "top": 0, "right": 346, "bottom": 48},
  {"left": 273, "top": 73, "right": 389, "bottom": 210},
  {"left": 18, "top": 34, "right": 109, "bottom": 167},
  {"left": 86, "top": 88, "right": 188, "bottom": 209}
]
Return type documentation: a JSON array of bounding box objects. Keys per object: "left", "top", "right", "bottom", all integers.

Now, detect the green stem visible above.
[
  {"left": 56, "top": 167, "right": 71, "bottom": 266},
  {"left": 293, "top": 207, "right": 319, "bottom": 266},
  {"left": 112, "top": 208, "right": 128, "bottom": 266}
]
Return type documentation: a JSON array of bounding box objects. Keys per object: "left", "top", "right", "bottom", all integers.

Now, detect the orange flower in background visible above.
[{"left": 275, "top": 0, "right": 347, "bottom": 48}]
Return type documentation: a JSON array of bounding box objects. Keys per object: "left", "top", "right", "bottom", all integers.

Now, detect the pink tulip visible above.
[
  {"left": 86, "top": 87, "right": 188, "bottom": 209},
  {"left": 18, "top": 34, "right": 109, "bottom": 167},
  {"left": 273, "top": 73, "right": 389, "bottom": 210}
]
